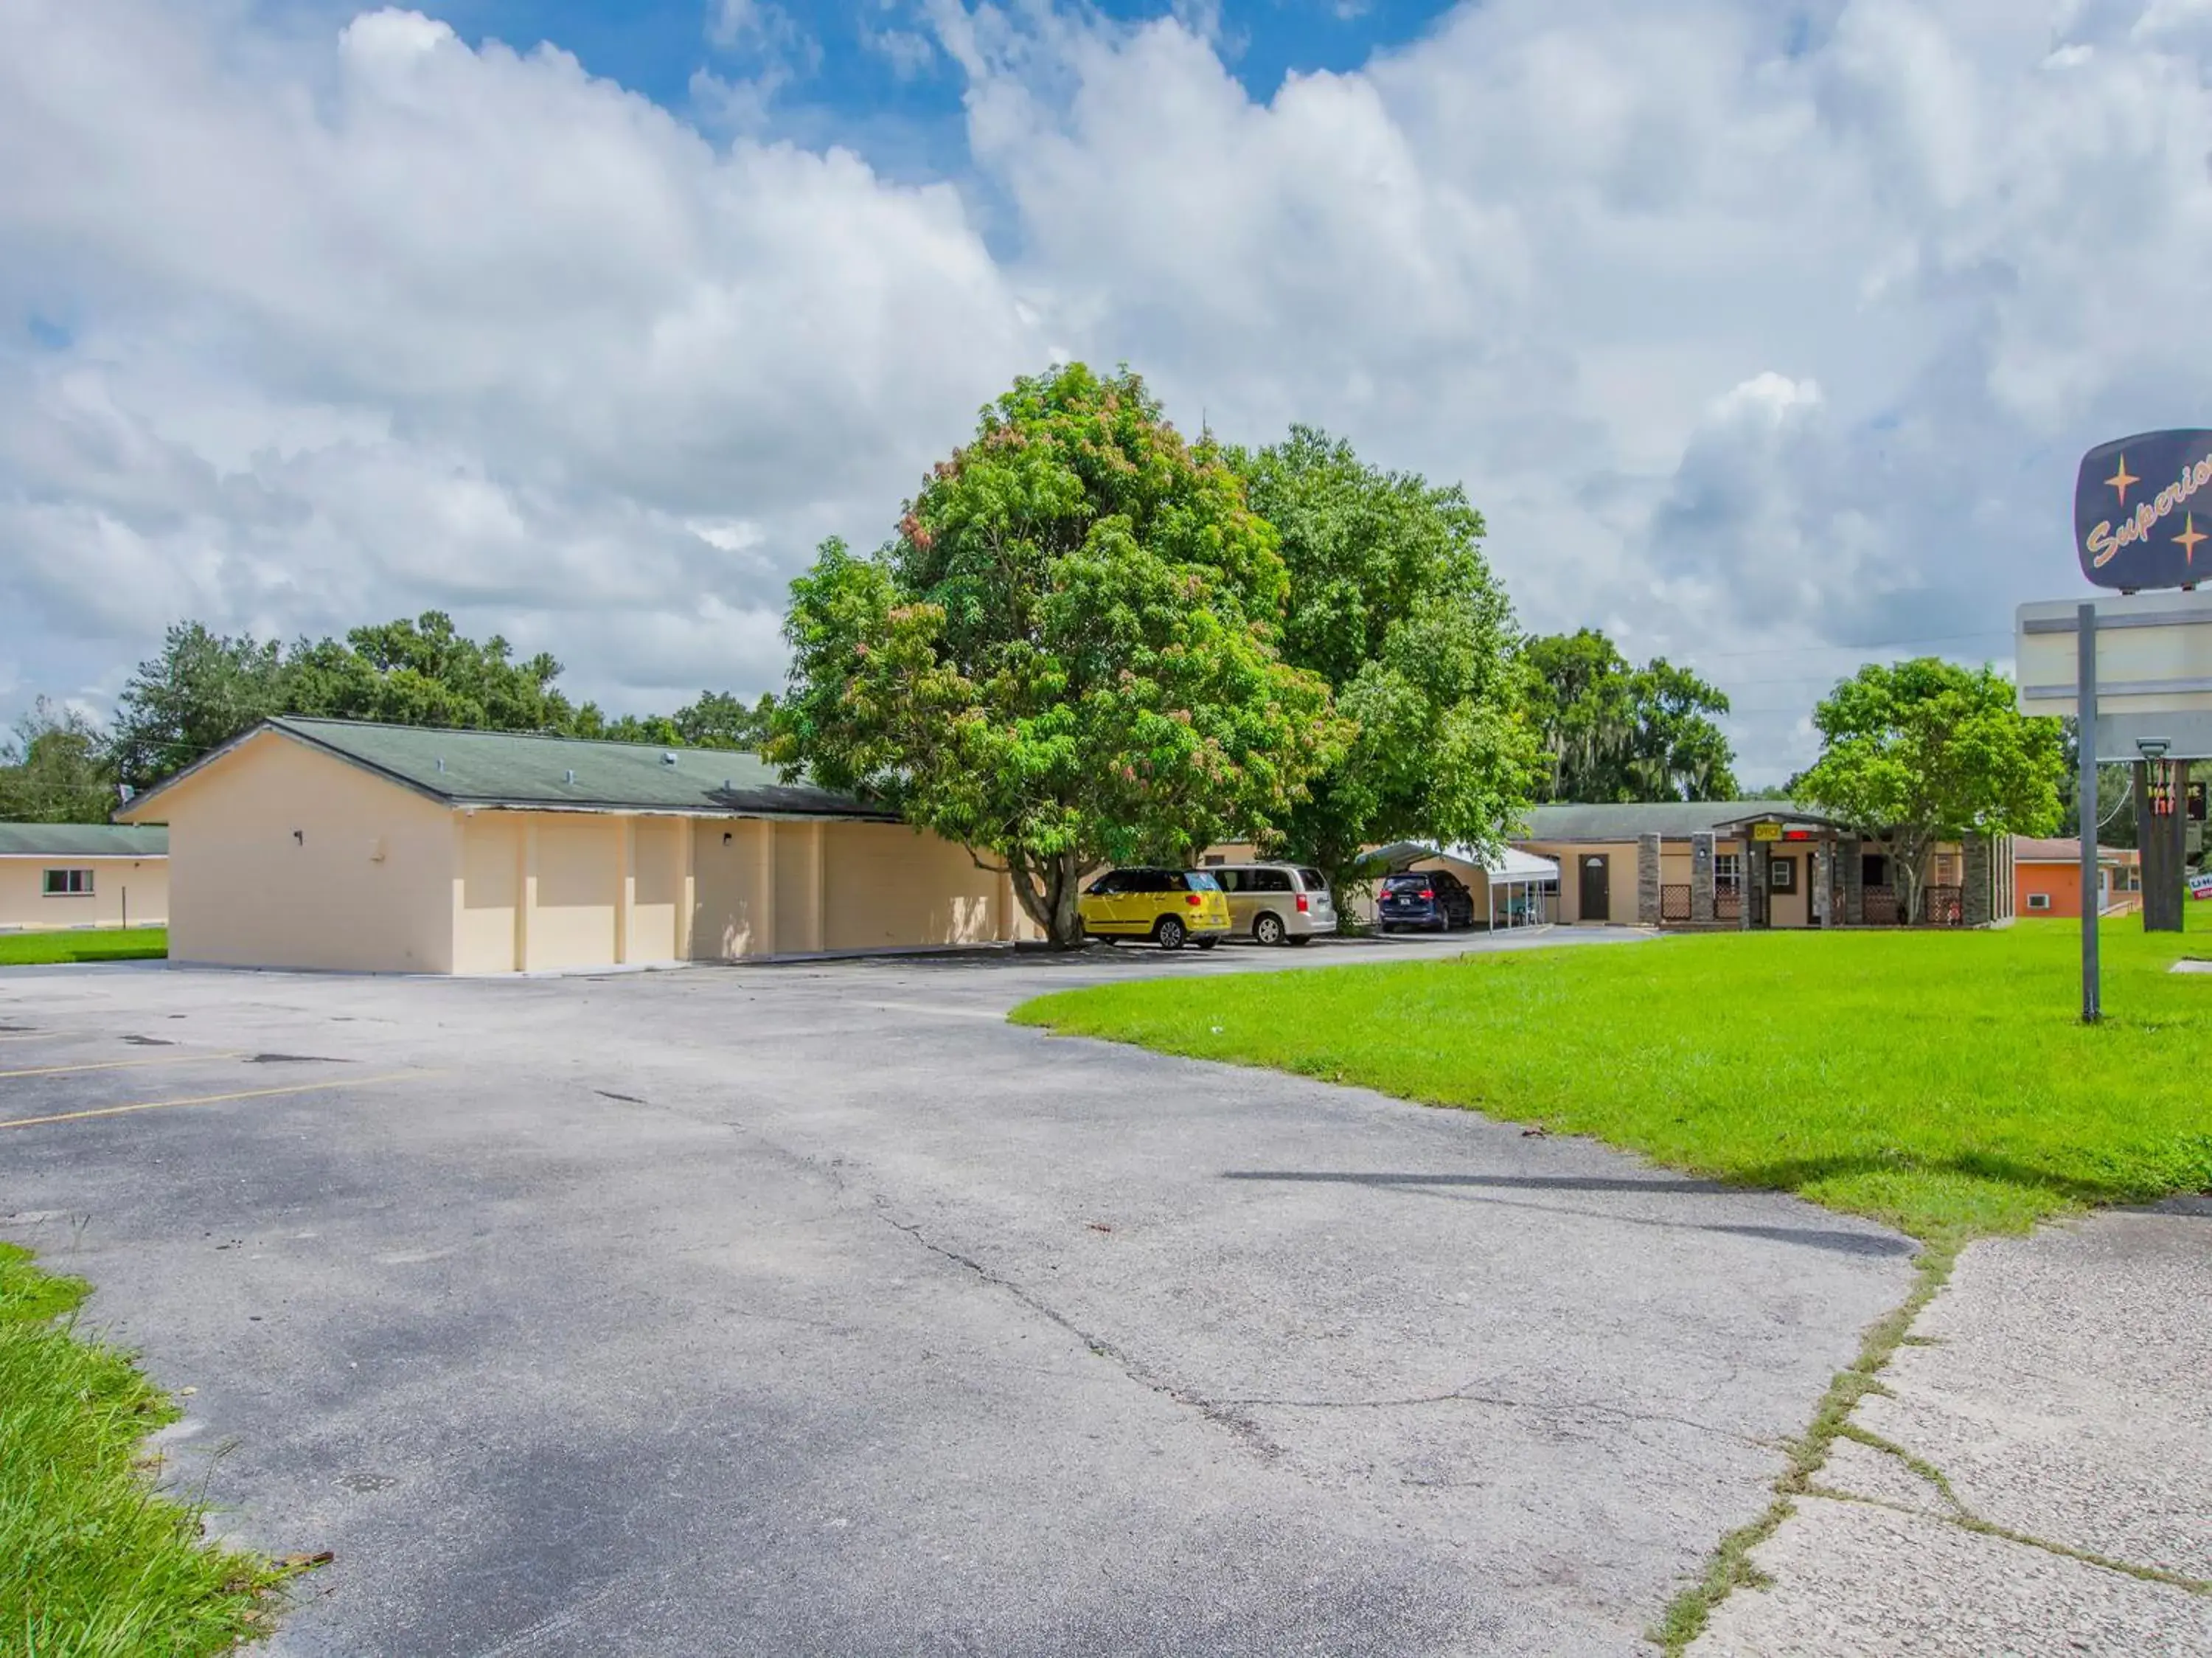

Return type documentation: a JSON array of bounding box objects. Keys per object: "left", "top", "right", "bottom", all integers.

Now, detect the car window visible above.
[
  {"left": 1251, "top": 867, "right": 1292, "bottom": 892},
  {"left": 1298, "top": 869, "right": 1326, "bottom": 892},
  {"left": 1382, "top": 873, "right": 1425, "bottom": 891},
  {"left": 1134, "top": 870, "right": 1170, "bottom": 892},
  {"left": 1087, "top": 873, "right": 1123, "bottom": 896},
  {"left": 1184, "top": 871, "right": 1222, "bottom": 892},
  {"left": 1215, "top": 869, "right": 1245, "bottom": 892}
]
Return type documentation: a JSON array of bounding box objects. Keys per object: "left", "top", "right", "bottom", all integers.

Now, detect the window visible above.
[
  {"left": 1086, "top": 872, "right": 1127, "bottom": 897},
  {"left": 1298, "top": 869, "right": 1326, "bottom": 892},
  {"left": 1770, "top": 858, "right": 1797, "bottom": 893},
  {"left": 1250, "top": 867, "right": 1293, "bottom": 892},
  {"left": 1714, "top": 853, "right": 1742, "bottom": 892},
  {"left": 2028, "top": 892, "right": 2052, "bottom": 911},
  {"left": 1184, "top": 872, "right": 1222, "bottom": 892},
  {"left": 42, "top": 868, "right": 93, "bottom": 897}
]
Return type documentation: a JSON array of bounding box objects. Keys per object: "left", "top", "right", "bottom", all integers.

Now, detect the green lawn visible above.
[
  {"left": 1013, "top": 909, "right": 2212, "bottom": 1241},
  {"left": 0, "top": 1243, "right": 282, "bottom": 1654},
  {"left": 0, "top": 928, "right": 167, "bottom": 966}
]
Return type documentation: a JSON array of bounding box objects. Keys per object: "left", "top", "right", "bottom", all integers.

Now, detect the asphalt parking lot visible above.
[{"left": 1, "top": 931, "right": 1915, "bottom": 1657}]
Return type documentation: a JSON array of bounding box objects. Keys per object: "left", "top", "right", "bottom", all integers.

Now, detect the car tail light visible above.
[
  {"left": 1186, "top": 892, "right": 1203, "bottom": 906},
  {"left": 1295, "top": 894, "right": 1309, "bottom": 912},
  {"left": 1419, "top": 888, "right": 1434, "bottom": 900}
]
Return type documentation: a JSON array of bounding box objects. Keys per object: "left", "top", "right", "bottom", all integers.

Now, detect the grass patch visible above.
[
  {"left": 1012, "top": 909, "right": 2212, "bottom": 1241},
  {"left": 1, "top": 1241, "right": 282, "bottom": 1655},
  {"left": 0, "top": 929, "right": 168, "bottom": 967}
]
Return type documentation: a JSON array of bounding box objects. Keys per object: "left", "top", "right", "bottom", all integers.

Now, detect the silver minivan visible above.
[{"left": 1211, "top": 863, "right": 1337, "bottom": 945}]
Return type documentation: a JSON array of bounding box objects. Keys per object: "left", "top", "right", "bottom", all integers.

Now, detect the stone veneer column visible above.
[
  {"left": 1842, "top": 836, "right": 1865, "bottom": 926},
  {"left": 1636, "top": 833, "right": 1661, "bottom": 926},
  {"left": 1690, "top": 831, "right": 1717, "bottom": 924},
  {"left": 1739, "top": 842, "right": 1758, "bottom": 930},
  {"left": 1962, "top": 834, "right": 1992, "bottom": 928}
]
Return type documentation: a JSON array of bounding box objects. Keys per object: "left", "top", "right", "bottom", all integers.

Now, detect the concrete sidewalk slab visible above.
[
  {"left": 1694, "top": 1496, "right": 2212, "bottom": 1657},
  {"left": 1697, "top": 1198, "right": 2212, "bottom": 1655}
]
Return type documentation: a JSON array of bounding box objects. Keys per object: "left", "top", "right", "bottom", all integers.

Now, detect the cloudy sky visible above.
[{"left": 4, "top": 0, "right": 2208, "bottom": 780}]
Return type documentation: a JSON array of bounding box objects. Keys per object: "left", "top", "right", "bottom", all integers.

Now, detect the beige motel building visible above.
[
  {"left": 1512, "top": 802, "right": 2017, "bottom": 929},
  {"left": 0, "top": 823, "right": 169, "bottom": 932},
  {"left": 116, "top": 717, "right": 1036, "bottom": 974}
]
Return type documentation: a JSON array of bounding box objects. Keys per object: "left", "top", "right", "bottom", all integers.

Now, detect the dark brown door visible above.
[{"left": 1579, "top": 854, "right": 1610, "bottom": 922}]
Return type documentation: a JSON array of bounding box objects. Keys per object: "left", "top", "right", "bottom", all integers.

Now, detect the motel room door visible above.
[
  {"left": 1767, "top": 852, "right": 1809, "bottom": 927},
  {"left": 1578, "top": 854, "right": 1610, "bottom": 922}
]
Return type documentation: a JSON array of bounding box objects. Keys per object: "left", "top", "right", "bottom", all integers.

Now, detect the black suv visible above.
[{"left": 1376, "top": 869, "right": 1477, "bottom": 932}]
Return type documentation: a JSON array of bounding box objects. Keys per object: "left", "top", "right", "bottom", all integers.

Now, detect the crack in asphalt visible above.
[
  {"left": 872, "top": 1204, "right": 1282, "bottom": 1457},
  {"left": 1211, "top": 1387, "right": 1772, "bottom": 1447}
]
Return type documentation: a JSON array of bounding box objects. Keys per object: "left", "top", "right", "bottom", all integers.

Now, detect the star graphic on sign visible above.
[
  {"left": 2177, "top": 511, "right": 2208, "bottom": 566},
  {"left": 2105, "top": 454, "right": 2139, "bottom": 506}
]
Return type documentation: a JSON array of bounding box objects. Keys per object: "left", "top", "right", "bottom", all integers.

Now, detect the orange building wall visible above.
[{"left": 2017, "top": 861, "right": 2092, "bottom": 918}]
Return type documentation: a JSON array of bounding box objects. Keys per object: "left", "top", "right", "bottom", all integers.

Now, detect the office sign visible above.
[
  {"left": 2076, "top": 430, "right": 2212, "bottom": 589},
  {"left": 1750, "top": 822, "right": 1782, "bottom": 842}
]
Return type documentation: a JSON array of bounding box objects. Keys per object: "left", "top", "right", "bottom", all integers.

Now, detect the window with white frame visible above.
[
  {"left": 1714, "top": 853, "right": 1742, "bottom": 892},
  {"left": 42, "top": 868, "right": 94, "bottom": 896},
  {"left": 2027, "top": 892, "right": 2051, "bottom": 910}
]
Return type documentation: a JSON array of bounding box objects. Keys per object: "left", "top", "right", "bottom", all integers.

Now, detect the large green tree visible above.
[
  {"left": 1795, "top": 658, "right": 2066, "bottom": 922},
  {"left": 1523, "top": 628, "right": 1739, "bottom": 802},
  {"left": 0, "top": 699, "right": 118, "bottom": 822},
  {"left": 770, "top": 364, "right": 1342, "bottom": 946},
  {"left": 109, "top": 623, "right": 290, "bottom": 791},
  {"left": 1233, "top": 426, "right": 1534, "bottom": 901}
]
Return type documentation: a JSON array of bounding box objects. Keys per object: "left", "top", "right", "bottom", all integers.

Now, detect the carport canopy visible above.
[{"left": 1363, "top": 841, "right": 1560, "bottom": 928}]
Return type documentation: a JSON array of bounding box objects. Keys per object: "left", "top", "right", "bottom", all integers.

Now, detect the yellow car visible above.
[{"left": 1079, "top": 867, "right": 1232, "bottom": 950}]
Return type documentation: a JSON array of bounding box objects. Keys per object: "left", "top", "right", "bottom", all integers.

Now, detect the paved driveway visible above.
[{"left": 1, "top": 932, "right": 1913, "bottom": 1656}]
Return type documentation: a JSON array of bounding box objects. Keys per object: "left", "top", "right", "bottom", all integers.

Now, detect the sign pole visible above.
[{"left": 2078, "top": 601, "right": 2100, "bottom": 1024}]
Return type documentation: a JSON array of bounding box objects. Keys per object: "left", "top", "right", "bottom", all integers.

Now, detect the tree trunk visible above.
[
  {"left": 1893, "top": 832, "right": 1930, "bottom": 926},
  {"left": 1006, "top": 847, "right": 1089, "bottom": 948}
]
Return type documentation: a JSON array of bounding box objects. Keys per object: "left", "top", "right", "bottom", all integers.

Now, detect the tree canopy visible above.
[
  {"left": 53, "top": 613, "right": 772, "bottom": 801},
  {"left": 1233, "top": 426, "right": 1534, "bottom": 898},
  {"left": 1522, "top": 628, "right": 1739, "bottom": 802},
  {"left": 769, "top": 364, "right": 1343, "bottom": 945},
  {"left": 0, "top": 700, "right": 117, "bottom": 823},
  {"left": 1795, "top": 657, "right": 2066, "bottom": 920}
]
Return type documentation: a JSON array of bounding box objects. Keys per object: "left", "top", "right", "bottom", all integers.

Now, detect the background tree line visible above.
[{"left": 0, "top": 613, "right": 773, "bottom": 822}]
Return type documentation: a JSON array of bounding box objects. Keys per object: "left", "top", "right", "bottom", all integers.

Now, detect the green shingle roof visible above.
[
  {"left": 0, "top": 824, "right": 167, "bottom": 857},
  {"left": 1515, "top": 801, "right": 1830, "bottom": 842},
  {"left": 129, "top": 718, "right": 895, "bottom": 822}
]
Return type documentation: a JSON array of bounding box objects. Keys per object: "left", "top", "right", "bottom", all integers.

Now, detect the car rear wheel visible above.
[
  {"left": 1155, "top": 916, "right": 1187, "bottom": 951},
  {"left": 1253, "top": 913, "right": 1286, "bottom": 946},
  {"left": 1194, "top": 938, "right": 1218, "bottom": 951}
]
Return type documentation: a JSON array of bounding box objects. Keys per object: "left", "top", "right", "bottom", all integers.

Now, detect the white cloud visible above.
[
  {"left": 0, "top": 1, "right": 1037, "bottom": 717},
  {"left": 5, "top": 0, "right": 2212, "bottom": 779}
]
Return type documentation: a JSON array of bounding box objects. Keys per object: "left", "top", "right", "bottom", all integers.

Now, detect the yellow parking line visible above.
[
  {"left": 0, "top": 1071, "right": 440, "bottom": 1131},
  {"left": 0, "top": 1050, "right": 245, "bottom": 1080}
]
